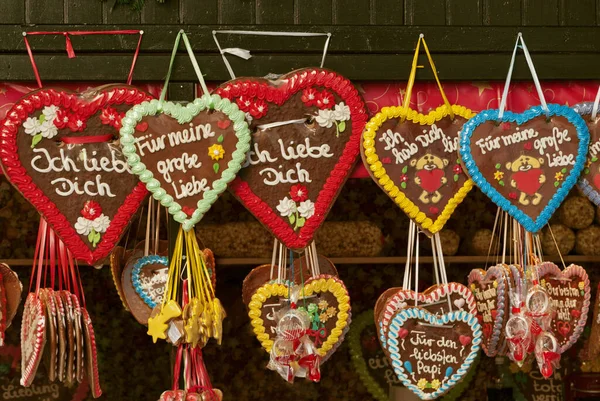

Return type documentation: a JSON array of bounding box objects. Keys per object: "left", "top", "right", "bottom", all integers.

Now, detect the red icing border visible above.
[
  {"left": 82, "top": 308, "right": 102, "bottom": 398},
  {"left": 0, "top": 86, "right": 152, "bottom": 265},
  {"left": 216, "top": 68, "right": 367, "bottom": 250}
]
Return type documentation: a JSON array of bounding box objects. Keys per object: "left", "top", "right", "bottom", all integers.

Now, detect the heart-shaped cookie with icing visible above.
[
  {"left": 536, "top": 262, "right": 590, "bottom": 352},
  {"left": 378, "top": 283, "right": 477, "bottom": 351},
  {"left": 216, "top": 68, "right": 367, "bottom": 250},
  {"left": 573, "top": 102, "right": 600, "bottom": 205},
  {"left": 0, "top": 86, "right": 152, "bottom": 264},
  {"left": 247, "top": 274, "right": 351, "bottom": 360},
  {"left": 387, "top": 308, "right": 481, "bottom": 400},
  {"left": 120, "top": 94, "right": 251, "bottom": 231},
  {"left": 362, "top": 105, "right": 474, "bottom": 235},
  {"left": 468, "top": 265, "right": 509, "bottom": 356},
  {"left": 460, "top": 105, "right": 589, "bottom": 232}
]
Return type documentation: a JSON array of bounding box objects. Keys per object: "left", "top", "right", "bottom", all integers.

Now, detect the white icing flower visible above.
[
  {"left": 23, "top": 117, "right": 42, "bottom": 136},
  {"left": 39, "top": 121, "right": 58, "bottom": 139},
  {"left": 332, "top": 103, "right": 351, "bottom": 121},
  {"left": 297, "top": 200, "right": 315, "bottom": 219},
  {"left": 91, "top": 214, "right": 111, "bottom": 233},
  {"left": 245, "top": 112, "right": 253, "bottom": 123},
  {"left": 276, "top": 197, "right": 297, "bottom": 217},
  {"left": 315, "top": 109, "right": 335, "bottom": 128},
  {"left": 42, "top": 105, "right": 59, "bottom": 123},
  {"left": 75, "top": 217, "right": 93, "bottom": 236}
]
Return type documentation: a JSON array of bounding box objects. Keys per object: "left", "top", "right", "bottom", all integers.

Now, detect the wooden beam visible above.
[
  {"left": 6, "top": 25, "right": 600, "bottom": 53},
  {"left": 3, "top": 53, "right": 600, "bottom": 81}
]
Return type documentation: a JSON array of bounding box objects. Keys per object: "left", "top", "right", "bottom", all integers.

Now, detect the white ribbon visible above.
[
  {"left": 498, "top": 33, "right": 549, "bottom": 120},
  {"left": 212, "top": 30, "right": 332, "bottom": 80},
  {"left": 592, "top": 85, "right": 600, "bottom": 120}
]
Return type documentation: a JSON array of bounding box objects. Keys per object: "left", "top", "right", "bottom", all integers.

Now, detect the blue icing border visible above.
[
  {"left": 572, "top": 102, "right": 600, "bottom": 206},
  {"left": 132, "top": 255, "right": 169, "bottom": 309},
  {"left": 460, "top": 104, "right": 590, "bottom": 233},
  {"left": 387, "top": 308, "right": 482, "bottom": 401}
]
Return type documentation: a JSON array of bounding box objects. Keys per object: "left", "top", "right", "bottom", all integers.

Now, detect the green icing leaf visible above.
[
  {"left": 498, "top": 180, "right": 504, "bottom": 186},
  {"left": 585, "top": 168, "right": 590, "bottom": 175},
  {"left": 593, "top": 157, "right": 598, "bottom": 162},
  {"left": 338, "top": 121, "right": 346, "bottom": 133},
  {"left": 453, "top": 175, "right": 459, "bottom": 182},
  {"left": 31, "top": 134, "right": 43, "bottom": 148},
  {"left": 213, "top": 163, "right": 219, "bottom": 174},
  {"left": 94, "top": 231, "right": 101, "bottom": 244},
  {"left": 561, "top": 167, "right": 567, "bottom": 174},
  {"left": 289, "top": 214, "right": 296, "bottom": 225},
  {"left": 401, "top": 165, "right": 408, "bottom": 174},
  {"left": 217, "top": 134, "right": 224, "bottom": 143},
  {"left": 88, "top": 231, "right": 95, "bottom": 243},
  {"left": 554, "top": 181, "right": 560, "bottom": 187},
  {"left": 297, "top": 217, "right": 306, "bottom": 227},
  {"left": 495, "top": 163, "right": 501, "bottom": 169},
  {"left": 38, "top": 114, "right": 45, "bottom": 123},
  {"left": 400, "top": 182, "right": 407, "bottom": 189}
]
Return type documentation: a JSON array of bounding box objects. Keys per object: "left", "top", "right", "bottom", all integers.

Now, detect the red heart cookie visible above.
[
  {"left": 0, "top": 86, "right": 152, "bottom": 264},
  {"left": 216, "top": 68, "right": 367, "bottom": 250},
  {"left": 536, "top": 262, "right": 590, "bottom": 353}
]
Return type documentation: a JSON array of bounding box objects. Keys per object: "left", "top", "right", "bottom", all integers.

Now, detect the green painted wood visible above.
[
  {"left": 483, "top": 0, "right": 521, "bottom": 25},
  {"left": 523, "top": 0, "right": 559, "bottom": 25},
  {"left": 560, "top": 0, "right": 596, "bottom": 26},
  {"left": 142, "top": 0, "right": 180, "bottom": 24},
  {"left": 0, "top": 0, "right": 25, "bottom": 23},
  {"left": 7, "top": 26, "right": 600, "bottom": 53},
  {"left": 66, "top": 0, "right": 103, "bottom": 24},
  {"left": 405, "top": 0, "right": 445, "bottom": 25},
  {"left": 446, "top": 0, "right": 482, "bottom": 25},
  {"left": 219, "top": 0, "right": 255, "bottom": 24},
  {"left": 181, "top": 0, "right": 218, "bottom": 24},
  {"left": 373, "top": 0, "right": 403, "bottom": 25},
  {"left": 167, "top": 82, "right": 195, "bottom": 101},
  {"left": 26, "top": 0, "right": 64, "bottom": 24},
  {"left": 102, "top": 1, "right": 141, "bottom": 24},
  {"left": 297, "top": 0, "right": 332, "bottom": 24},
  {"left": 333, "top": 0, "right": 370, "bottom": 25},
  {"left": 256, "top": 0, "right": 294, "bottom": 24},
  {"left": 3, "top": 53, "right": 600, "bottom": 81}
]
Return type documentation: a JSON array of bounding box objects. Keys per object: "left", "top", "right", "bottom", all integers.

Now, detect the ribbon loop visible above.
[{"left": 402, "top": 34, "right": 453, "bottom": 121}]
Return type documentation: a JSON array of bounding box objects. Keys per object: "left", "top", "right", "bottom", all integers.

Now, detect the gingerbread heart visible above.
[
  {"left": 362, "top": 105, "right": 474, "bottom": 235},
  {"left": 536, "top": 262, "right": 590, "bottom": 353},
  {"left": 216, "top": 68, "right": 367, "bottom": 250},
  {"left": 459, "top": 105, "right": 589, "bottom": 232},
  {"left": 20, "top": 293, "right": 46, "bottom": 387},
  {"left": 468, "top": 265, "right": 509, "bottom": 356},
  {"left": 0, "top": 86, "right": 152, "bottom": 264},
  {"left": 378, "top": 283, "right": 477, "bottom": 351},
  {"left": 120, "top": 94, "right": 251, "bottom": 231},
  {"left": 387, "top": 308, "right": 481, "bottom": 400},
  {"left": 573, "top": 102, "right": 600, "bottom": 205},
  {"left": 247, "top": 274, "right": 351, "bottom": 360}
]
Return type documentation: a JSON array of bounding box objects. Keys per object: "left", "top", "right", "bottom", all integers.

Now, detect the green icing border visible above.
[
  {"left": 348, "top": 310, "right": 477, "bottom": 401},
  {"left": 119, "top": 93, "right": 251, "bottom": 231}
]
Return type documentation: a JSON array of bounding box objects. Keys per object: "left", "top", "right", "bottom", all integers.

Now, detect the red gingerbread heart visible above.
[
  {"left": 216, "top": 68, "right": 367, "bottom": 250},
  {"left": 0, "top": 85, "right": 152, "bottom": 264}
]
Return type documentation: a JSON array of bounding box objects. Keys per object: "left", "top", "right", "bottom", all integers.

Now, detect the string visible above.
[
  {"left": 435, "top": 234, "right": 453, "bottom": 312},
  {"left": 270, "top": 238, "right": 278, "bottom": 280},
  {"left": 403, "top": 221, "right": 415, "bottom": 290},
  {"left": 547, "top": 224, "right": 566, "bottom": 269},
  {"left": 592, "top": 85, "right": 600, "bottom": 120},
  {"left": 22, "top": 30, "right": 143, "bottom": 88},
  {"left": 485, "top": 208, "right": 501, "bottom": 270},
  {"left": 414, "top": 229, "right": 420, "bottom": 307},
  {"left": 498, "top": 33, "right": 549, "bottom": 120},
  {"left": 212, "top": 30, "right": 332, "bottom": 80},
  {"left": 502, "top": 210, "right": 508, "bottom": 264},
  {"left": 401, "top": 34, "right": 453, "bottom": 122}
]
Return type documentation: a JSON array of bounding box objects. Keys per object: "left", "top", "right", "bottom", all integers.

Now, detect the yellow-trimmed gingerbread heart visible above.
[{"left": 362, "top": 104, "right": 475, "bottom": 235}]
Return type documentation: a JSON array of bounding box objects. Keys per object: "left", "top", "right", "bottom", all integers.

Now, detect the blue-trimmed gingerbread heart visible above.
[
  {"left": 132, "top": 256, "right": 169, "bottom": 309},
  {"left": 387, "top": 308, "right": 481, "bottom": 400},
  {"left": 460, "top": 105, "right": 589, "bottom": 232},
  {"left": 573, "top": 102, "right": 600, "bottom": 205}
]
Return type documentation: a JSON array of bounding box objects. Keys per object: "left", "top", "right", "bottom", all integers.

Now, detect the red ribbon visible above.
[
  {"left": 543, "top": 351, "right": 561, "bottom": 364},
  {"left": 307, "top": 327, "right": 327, "bottom": 347},
  {"left": 23, "top": 30, "right": 144, "bottom": 88}
]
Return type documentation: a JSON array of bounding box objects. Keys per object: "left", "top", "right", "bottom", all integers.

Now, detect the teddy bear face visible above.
[
  {"left": 410, "top": 153, "right": 448, "bottom": 171},
  {"left": 505, "top": 155, "right": 544, "bottom": 172}
]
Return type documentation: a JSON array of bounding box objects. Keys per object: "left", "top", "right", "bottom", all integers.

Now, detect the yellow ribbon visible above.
[{"left": 401, "top": 34, "right": 453, "bottom": 121}]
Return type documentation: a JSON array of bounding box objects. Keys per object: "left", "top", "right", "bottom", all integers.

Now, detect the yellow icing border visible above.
[
  {"left": 248, "top": 283, "right": 289, "bottom": 352},
  {"left": 362, "top": 104, "right": 475, "bottom": 235},
  {"left": 303, "top": 277, "right": 351, "bottom": 356}
]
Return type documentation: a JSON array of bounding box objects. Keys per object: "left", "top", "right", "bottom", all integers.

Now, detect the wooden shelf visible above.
[{"left": 3, "top": 255, "right": 600, "bottom": 267}]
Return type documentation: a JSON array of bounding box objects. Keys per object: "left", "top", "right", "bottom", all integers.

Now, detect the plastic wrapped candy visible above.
[{"left": 535, "top": 331, "right": 561, "bottom": 379}]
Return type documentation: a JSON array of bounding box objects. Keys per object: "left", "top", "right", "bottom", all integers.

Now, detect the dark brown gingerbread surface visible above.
[
  {"left": 373, "top": 116, "right": 468, "bottom": 227},
  {"left": 579, "top": 115, "right": 600, "bottom": 191},
  {"left": 134, "top": 110, "right": 237, "bottom": 214},
  {"left": 468, "top": 116, "right": 580, "bottom": 219}
]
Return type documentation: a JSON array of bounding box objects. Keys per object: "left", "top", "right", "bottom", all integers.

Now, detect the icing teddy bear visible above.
[
  {"left": 506, "top": 155, "right": 546, "bottom": 206},
  {"left": 410, "top": 153, "right": 448, "bottom": 204}
]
